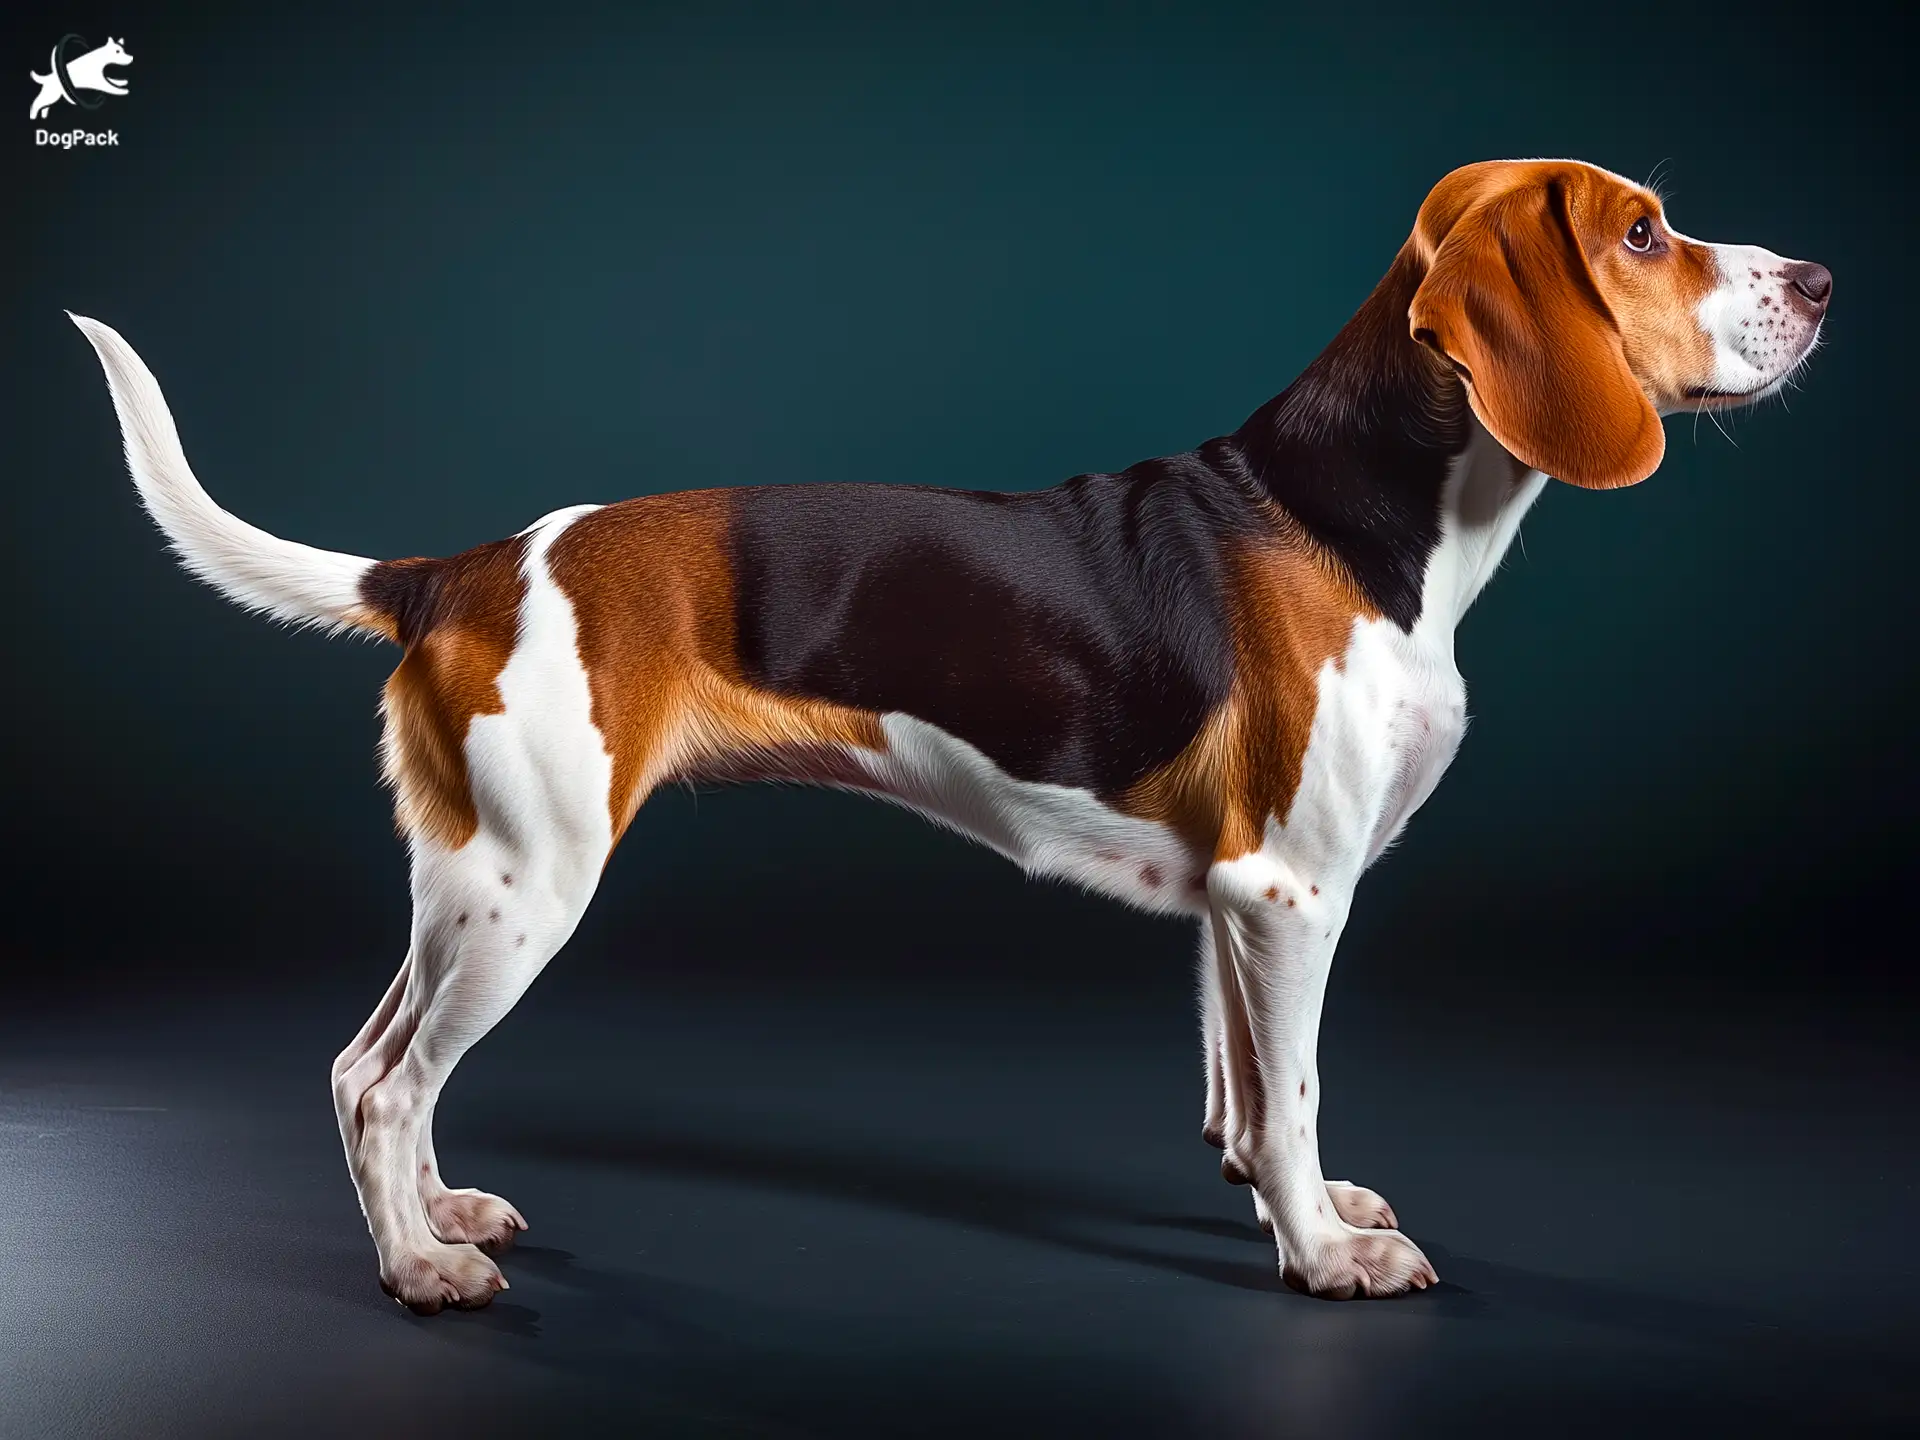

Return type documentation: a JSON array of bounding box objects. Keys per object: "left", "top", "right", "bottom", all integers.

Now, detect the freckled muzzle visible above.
[{"left": 1690, "top": 246, "right": 1831, "bottom": 403}]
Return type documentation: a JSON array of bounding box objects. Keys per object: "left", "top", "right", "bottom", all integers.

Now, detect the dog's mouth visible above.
[
  {"left": 1682, "top": 367, "right": 1801, "bottom": 411},
  {"left": 1686, "top": 324, "right": 1824, "bottom": 409}
]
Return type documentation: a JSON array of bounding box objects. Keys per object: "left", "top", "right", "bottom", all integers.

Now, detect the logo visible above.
[{"left": 29, "top": 33, "right": 130, "bottom": 147}]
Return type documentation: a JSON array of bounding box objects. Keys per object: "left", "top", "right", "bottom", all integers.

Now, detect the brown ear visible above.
[{"left": 1408, "top": 175, "right": 1663, "bottom": 490}]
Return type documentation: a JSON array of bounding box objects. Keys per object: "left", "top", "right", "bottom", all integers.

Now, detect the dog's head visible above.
[
  {"left": 1405, "top": 159, "right": 1828, "bottom": 490},
  {"left": 85, "top": 36, "right": 134, "bottom": 90}
]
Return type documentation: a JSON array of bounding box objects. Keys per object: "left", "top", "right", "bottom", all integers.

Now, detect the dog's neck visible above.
[
  {"left": 1424, "top": 413, "right": 1550, "bottom": 638},
  {"left": 1232, "top": 247, "right": 1546, "bottom": 638}
]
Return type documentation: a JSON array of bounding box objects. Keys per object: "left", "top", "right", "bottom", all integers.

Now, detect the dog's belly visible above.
[
  {"left": 714, "top": 622, "right": 1465, "bottom": 917},
  {"left": 749, "top": 626, "right": 1464, "bottom": 914},
  {"left": 846, "top": 713, "right": 1213, "bottom": 917}
]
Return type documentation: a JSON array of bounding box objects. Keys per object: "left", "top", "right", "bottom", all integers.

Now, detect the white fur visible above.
[
  {"left": 71, "top": 316, "right": 381, "bottom": 636},
  {"left": 1688, "top": 238, "right": 1826, "bottom": 401},
  {"left": 852, "top": 715, "right": 1210, "bottom": 916}
]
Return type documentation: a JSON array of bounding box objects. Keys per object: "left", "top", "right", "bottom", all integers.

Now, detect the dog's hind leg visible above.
[
  {"left": 361, "top": 835, "right": 601, "bottom": 1311},
  {"left": 330, "top": 828, "right": 599, "bottom": 1311},
  {"left": 332, "top": 505, "right": 618, "bottom": 1311}
]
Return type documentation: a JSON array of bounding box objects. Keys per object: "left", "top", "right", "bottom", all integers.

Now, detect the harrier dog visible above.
[{"left": 72, "top": 158, "right": 1829, "bottom": 1309}]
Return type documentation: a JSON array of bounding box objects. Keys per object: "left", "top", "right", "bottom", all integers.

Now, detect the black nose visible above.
[{"left": 1786, "top": 261, "right": 1832, "bottom": 308}]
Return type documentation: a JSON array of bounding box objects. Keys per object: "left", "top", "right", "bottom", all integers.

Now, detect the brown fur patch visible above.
[
  {"left": 1406, "top": 159, "right": 1728, "bottom": 490},
  {"left": 1408, "top": 161, "right": 1666, "bottom": 490},
  {"left": 1118, "top": 524, "right": 1376, "bottom": 859},
  {"left": 373, "top": 538, "right": 530, "bottom": 849},
  {"left": 1575, "top": 188, "right": 1719, "bottom": 404},
  {"left": 545, "top": 493, "right": 888, "bottom": 842}
]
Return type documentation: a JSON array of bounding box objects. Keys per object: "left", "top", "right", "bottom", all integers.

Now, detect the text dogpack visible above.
[{"left": 36, "top": 127, "right": 119, "bottom": 148}]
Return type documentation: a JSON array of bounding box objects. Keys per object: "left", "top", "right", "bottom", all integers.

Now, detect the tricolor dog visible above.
[{"left": 72, "top": 159, "right": 1829, "bottom": 1309}]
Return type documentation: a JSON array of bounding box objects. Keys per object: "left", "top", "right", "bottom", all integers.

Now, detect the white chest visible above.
[
  {"left": 1278, "top": 620, "right": 1468, "bottom": 876},
  {"left": 1279, "top": 433, "right": 1547, "bottom": 877},
  {"left": 1362, "top": 629, "right": 1470, "bottom": 865}
]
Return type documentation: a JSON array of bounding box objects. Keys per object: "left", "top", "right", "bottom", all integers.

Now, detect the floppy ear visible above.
[{"left": 1408, "top": 176, "right": 1663, "bottom": 490}]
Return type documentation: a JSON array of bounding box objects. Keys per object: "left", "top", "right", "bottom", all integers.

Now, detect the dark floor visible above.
[{"left": 2, "top": 973, "right": 1914, "bottom": 1438}]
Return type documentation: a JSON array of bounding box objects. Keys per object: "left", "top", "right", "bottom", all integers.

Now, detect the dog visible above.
[
  {"left": 29, "top": 36, "right": 131, "bottom": 121},
  {"left": 71, "top": 158, "right": 1828, "bottom": 1310}
]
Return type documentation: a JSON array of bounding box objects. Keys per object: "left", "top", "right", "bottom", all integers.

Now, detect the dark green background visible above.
[{"left": 6, "top": 0, "right": 1913, "bottom": 1014}]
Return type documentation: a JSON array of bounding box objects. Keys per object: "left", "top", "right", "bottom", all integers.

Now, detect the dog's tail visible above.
[{"left": 70, "top": 314, "right": 399, "bottom": 640}]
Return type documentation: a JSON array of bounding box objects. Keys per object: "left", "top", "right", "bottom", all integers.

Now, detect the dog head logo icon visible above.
[{"left": 29, "top": 34, "right": 132, "bottom": 121}]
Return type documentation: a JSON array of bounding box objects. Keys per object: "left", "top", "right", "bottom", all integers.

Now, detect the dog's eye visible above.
[{"left": 1625, "top": 217, "right": 1656, "bottom": 254}]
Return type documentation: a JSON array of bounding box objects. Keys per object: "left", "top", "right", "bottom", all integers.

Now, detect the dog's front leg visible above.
[
  {"left": 1200, "top": 916, "right": 1395, "bottom": 1237},
  {"left": 1197, "top": 917, "right": 1277, "bottom": 1237},
  {"left": 1207, "top": 854, "right": 1434, "bottom": 1299}
]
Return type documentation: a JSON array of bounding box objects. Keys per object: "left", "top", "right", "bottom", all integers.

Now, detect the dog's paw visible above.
[
  {"left": 1280, "top": 1227, "right": 1436, "bottom": 1300},
  {"left": 426, "top": 1187, "right": 527, "bottom": 1255},
  {"left": 379, "top": 1242, "right": 508, "bottom": 1315},
  {"left": 1325, "top": 1180, "right": 1397, "bottom": 1230},
  {"left": 1251, "top": 1184, "right": 1387, "bottom": 1236}
]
